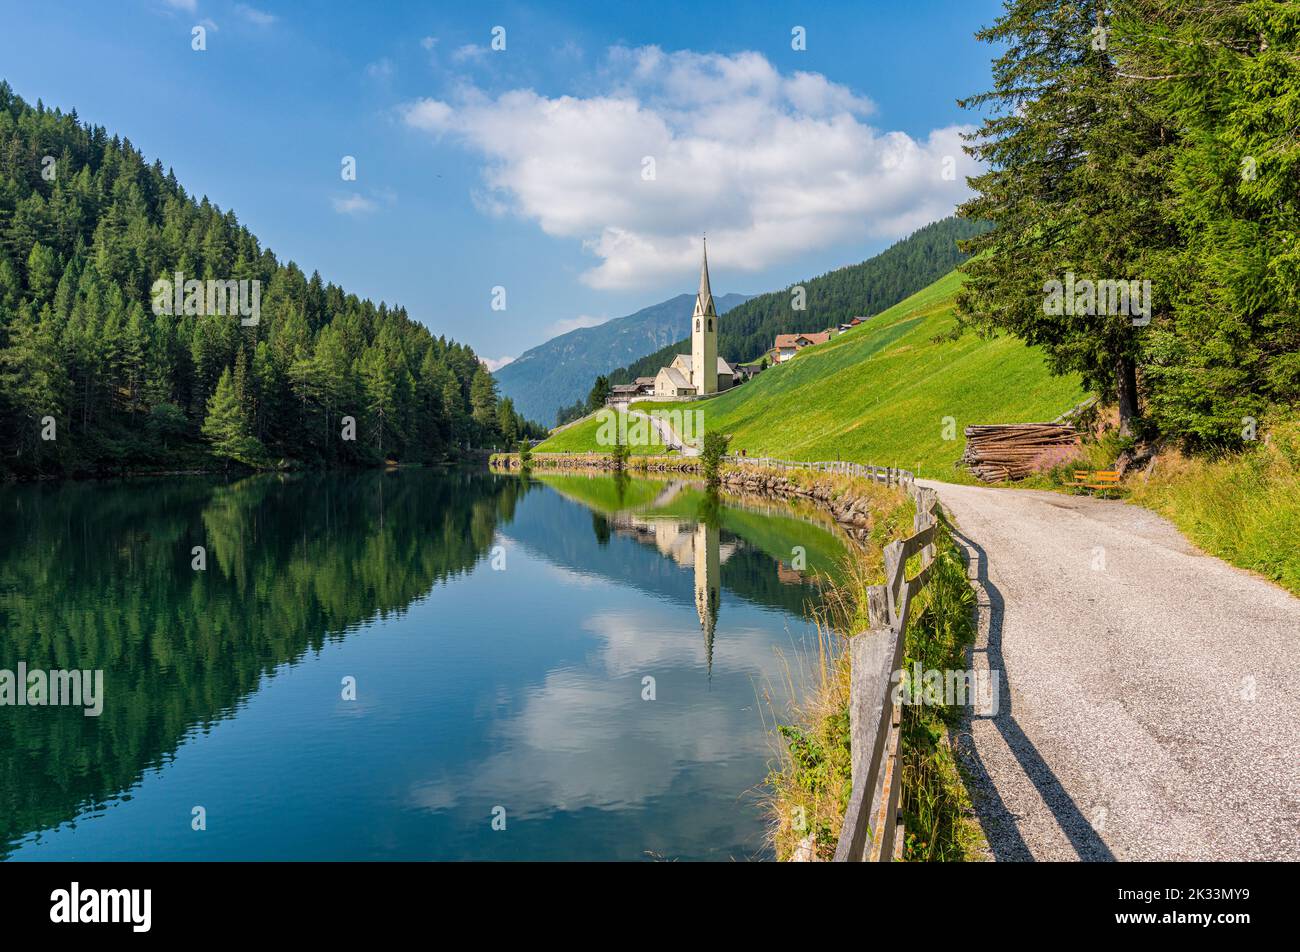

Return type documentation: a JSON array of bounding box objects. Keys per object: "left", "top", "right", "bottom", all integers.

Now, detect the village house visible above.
[
  {"left": 607, "top": 376, "right": 657, "bottom": 405},
  {"left": 771, "top": 330, "right": 833, "bottom": 364}
]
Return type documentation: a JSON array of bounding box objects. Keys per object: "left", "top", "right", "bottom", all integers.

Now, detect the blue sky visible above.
[{"left": 0, "top": 0, "right": 1004, "bottom": 368}]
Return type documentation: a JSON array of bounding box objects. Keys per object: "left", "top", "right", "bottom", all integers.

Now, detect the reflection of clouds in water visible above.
[
  {"left": 409, "top": 605, "right": 804, "bottom": 822},
  {"left": 587, "top": 608, "right": 790, "bottom": 682},
  {"left": 493, "top": 532, "right": 608, "bottom": 588}
]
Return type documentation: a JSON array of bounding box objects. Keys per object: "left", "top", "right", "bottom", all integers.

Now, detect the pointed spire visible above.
[{"left": 695, "top": 235, "right": 715, "bottom": 317}]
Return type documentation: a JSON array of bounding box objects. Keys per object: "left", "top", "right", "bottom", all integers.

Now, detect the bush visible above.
[{"left": 701, "top": 431, "right": 730, "bottom": 487}]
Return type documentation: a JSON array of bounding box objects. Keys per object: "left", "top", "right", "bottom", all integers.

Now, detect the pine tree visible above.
[
  {"left": 956, "top": 0, "right": 1176, "bottom": 437},
  {"left": 201, "top": 367, "right": 261, "bottom": 467}
]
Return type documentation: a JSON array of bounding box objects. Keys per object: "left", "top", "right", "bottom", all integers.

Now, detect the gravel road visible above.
[{"left": 918, "top": 479, "right": 1300, "bottom": 861}]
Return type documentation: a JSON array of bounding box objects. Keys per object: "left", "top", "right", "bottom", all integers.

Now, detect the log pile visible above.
[{"left": 961, "top": 424, "right": 1080, "bottom": 482}]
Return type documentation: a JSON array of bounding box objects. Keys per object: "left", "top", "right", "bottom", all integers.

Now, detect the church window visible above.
[
  {"left": 696, "top": 319, "right": 701, "bottom": 331},
  {"left": 708, "top": 318, "right": 713, "bottom": 331}
]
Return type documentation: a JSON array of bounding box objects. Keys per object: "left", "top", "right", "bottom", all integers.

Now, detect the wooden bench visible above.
[{"left": 1072, "top": 469, "right": 1121, "bottom": 492}]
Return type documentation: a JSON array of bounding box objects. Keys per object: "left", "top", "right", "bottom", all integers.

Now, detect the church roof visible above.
[
  {"left": 658, "top": 366, "right": 693, "bottom": 390},
  {"left": 717, "top": 356, "right": 735, "bottom": 375},
  {"left": 695, "top": 238, "right": 716, "bottom": 317}
]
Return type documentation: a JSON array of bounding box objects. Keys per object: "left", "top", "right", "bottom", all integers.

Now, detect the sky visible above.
[{"left": 0, "top": 0, "right": 1005, "bottom": 369}]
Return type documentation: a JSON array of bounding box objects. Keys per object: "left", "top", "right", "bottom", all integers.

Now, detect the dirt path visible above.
[
  {"left": 917, "top": 479, "right": 1300, "bottom": 861},
  {"left": 628, "top": 409, "right": 699, "bottom": 456}
]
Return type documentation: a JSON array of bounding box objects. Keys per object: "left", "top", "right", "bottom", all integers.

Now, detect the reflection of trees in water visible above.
[{"left": 0, "top": 470, "right": 526, "bottom": 856}]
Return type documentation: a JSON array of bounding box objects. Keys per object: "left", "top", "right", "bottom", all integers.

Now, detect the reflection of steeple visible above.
[{"left": 693, "top": 520, "right": 720, "bottom": 678}]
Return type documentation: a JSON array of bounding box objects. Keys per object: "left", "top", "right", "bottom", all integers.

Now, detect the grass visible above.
[
  {"left": 533, "top": 410, "right": 681, "bottom": 456},
  {"left": 537, "top": 270, "right": 1088, "bottom": 481},
  {"left": 1128, "top": 419, "right": 1300, "bottom": 596},
  {"left": 764, "top": 471, "right": 984, "bottom": 861}
]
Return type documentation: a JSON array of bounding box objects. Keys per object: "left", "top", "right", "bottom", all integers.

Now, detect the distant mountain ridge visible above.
[{"left": 493, "top": 292, "right": 749, "bottom": 426}]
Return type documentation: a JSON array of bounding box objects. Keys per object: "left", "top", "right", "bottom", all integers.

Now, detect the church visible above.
[{"left": 653, "top": 239, "right": 737, "bottom": 398}]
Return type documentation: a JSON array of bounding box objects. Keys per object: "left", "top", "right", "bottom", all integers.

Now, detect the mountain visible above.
[
  {"left": 493, "top": 291, "right": 749, "bottom": 426},
  {"left": 537, "top": 269, "right": 1087, "bottom": 478},
  {"left": 605, "top": 216, "right": 991, "bottom": 388}
]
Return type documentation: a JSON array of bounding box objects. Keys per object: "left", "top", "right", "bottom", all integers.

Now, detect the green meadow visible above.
[{"left": 537, "top": 271, "right": 1088, "bottom": 481}]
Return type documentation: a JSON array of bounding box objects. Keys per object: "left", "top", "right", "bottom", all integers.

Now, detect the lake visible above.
[{"left": 0, "top": 468, "right": 850, "bottom": 861}]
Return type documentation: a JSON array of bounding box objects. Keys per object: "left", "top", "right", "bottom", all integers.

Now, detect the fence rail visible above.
[
  {"left": 724, "top": 455, "right": 915, "bottom": 487},
  {"left": 832, "top": 482, "right": 940, "bottom": 862}
]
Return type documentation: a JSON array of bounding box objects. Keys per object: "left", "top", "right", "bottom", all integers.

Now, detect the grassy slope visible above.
[
  {"left": 538, "top": 271, "right": 1088, "bottom": 481},
  {"left": 1128, "top": 420, "right": 1300, "bottom": 596},
  {"left": 533, "top": 412, "right": 674, "bottom": 456}
]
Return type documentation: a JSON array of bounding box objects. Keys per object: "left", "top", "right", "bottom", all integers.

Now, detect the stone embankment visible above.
[
  {"left": 489, "top": 455, "right": 896, "bottom": 545},
  {"left": 489, "top": 453, "right": 701, "bottom": 473},
  {"left": 718, "top": 468, "right": 878, "bottom": 543}
]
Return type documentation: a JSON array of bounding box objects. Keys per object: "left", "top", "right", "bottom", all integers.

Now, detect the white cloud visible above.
[
  {"left": 332, "top": 193, "right": 378, "bottom": 215},
  {"left": 234, "top": 3, "right": 276, "bottom": 26},
  {"left": 421, "top": 36, "right": 438, "bottom": 51},
  {"left": 401, "top": 47, "right": 979, "bottom": 290},
  {"left": 481, "top": 355, "right": 516, "bottom": 372},
  {"left": 365, "top": 58, "right": 394, "bottom": 80},
  {"left": 452, "top": 43, "right": 489, "bottom": 63},
  {"left": 546, "top": 314, "right": 607, "bottom": 337}
]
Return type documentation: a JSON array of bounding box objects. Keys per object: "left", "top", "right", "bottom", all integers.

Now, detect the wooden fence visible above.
[
  {"left": 724, "top": 455, "right": 915, "bottom": 487},
  {"left": 832, "top": 482, "right": 940, "bottom": 862}
]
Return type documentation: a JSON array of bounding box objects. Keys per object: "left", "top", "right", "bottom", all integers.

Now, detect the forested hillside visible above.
[
  {"left": 0, "top": 82, "right": 536, "bottom": 478},
  {"left": 606, "top": 216, "right": 989, "bottom": 386}
]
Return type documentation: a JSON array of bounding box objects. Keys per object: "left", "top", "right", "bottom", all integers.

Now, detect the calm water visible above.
[{"left": 0, "top": 469, "right": 850, "bottom": 861}]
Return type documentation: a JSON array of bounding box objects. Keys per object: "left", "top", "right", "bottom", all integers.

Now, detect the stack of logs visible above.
[{"left": 961, "top": 424, "right": 1080, "bottom": 482}]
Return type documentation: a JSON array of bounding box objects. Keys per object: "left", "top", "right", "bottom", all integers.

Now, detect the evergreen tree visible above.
[
  {"left": 955, "top": 0, "right": 1175, "bottom": 437},
  {"left": 587, "top": 374, "right": 611, "bottom": 411},
  {"left": 201, "top": 367, "right": 262, "bottom": 467}
]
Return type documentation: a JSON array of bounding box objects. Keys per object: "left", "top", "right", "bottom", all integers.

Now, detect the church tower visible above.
[
  {"left": 694, "top": 520, "right": 720, "bottom": 678},
  {"left": 691, "top": 237, "right": 718, "bottom": 395}
]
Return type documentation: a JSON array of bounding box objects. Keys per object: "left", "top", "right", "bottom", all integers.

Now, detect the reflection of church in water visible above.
[{"left": 611, "top": 516, "right": 733, "bottom": 675}]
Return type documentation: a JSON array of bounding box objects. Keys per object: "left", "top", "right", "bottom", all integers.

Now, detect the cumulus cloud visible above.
[
  {"left": 481, "top": 355, "right": 515, "bottom": 372},
  {"left": 400, "top": 46, "right": 979, "bottom": 289}
]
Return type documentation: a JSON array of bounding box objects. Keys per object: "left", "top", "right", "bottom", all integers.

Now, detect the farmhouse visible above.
[
  {"left": 607, "top": 377, "right": 657, "bottom": 405},
  {"left": 772, "top": 331, "right": 832, "bottom": 363}
]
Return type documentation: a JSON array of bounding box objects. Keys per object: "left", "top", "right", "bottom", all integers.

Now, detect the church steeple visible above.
[
  {"left": 691, "top": 236, "right": 718, "bottom": 394},
  {"left": 696, "top": 236, "right": 715, "bottom": 317}
]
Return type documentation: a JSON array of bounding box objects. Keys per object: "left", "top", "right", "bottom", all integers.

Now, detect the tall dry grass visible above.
[{"left": 763, "top": 481, "right": 984, "bottom": 861}]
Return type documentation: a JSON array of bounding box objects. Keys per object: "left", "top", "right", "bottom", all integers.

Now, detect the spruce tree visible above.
[{"left": 202, "top": 367, "right": 261, "bottom": 467}]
